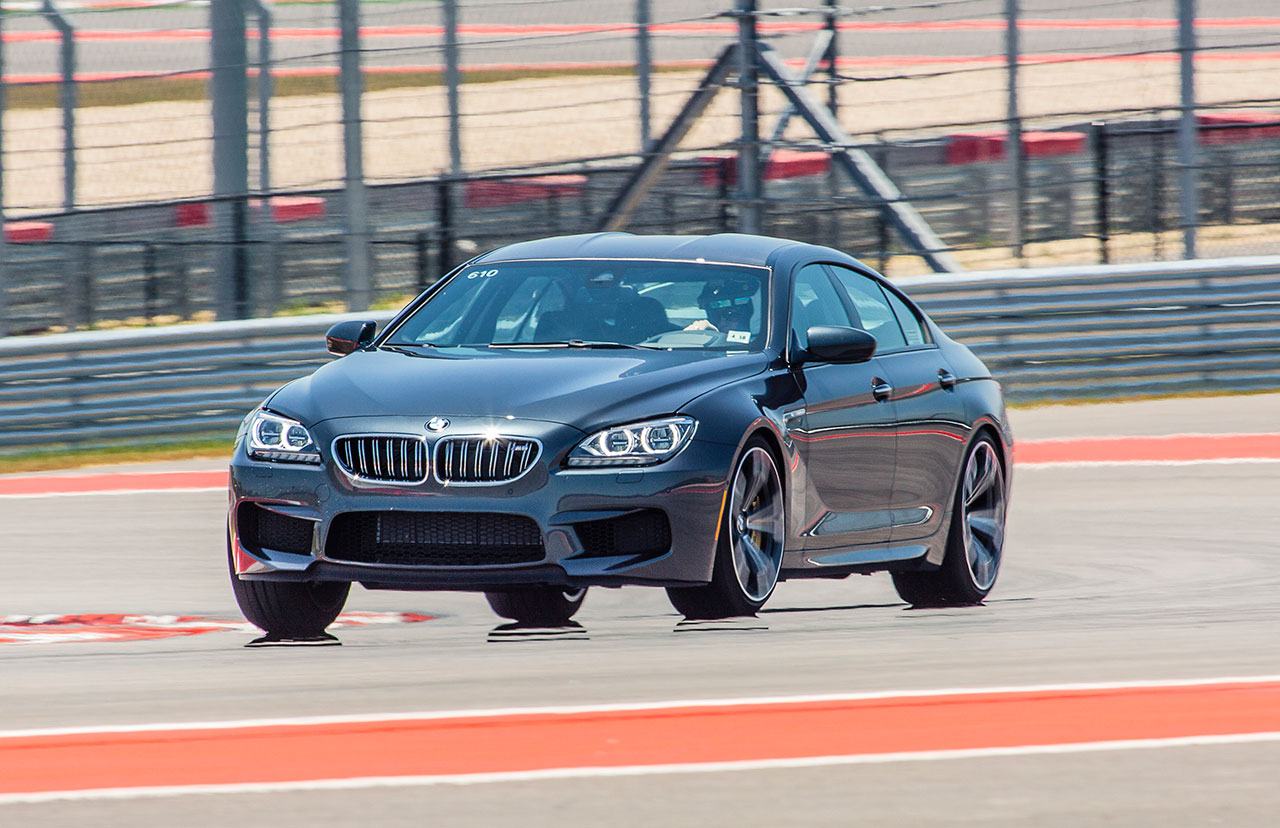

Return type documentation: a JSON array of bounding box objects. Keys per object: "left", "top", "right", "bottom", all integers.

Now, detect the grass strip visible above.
[
  {"left": 0, "top": 436, "right": 232, "bottom": 475},
  {"left": 4, "top": 64, "right": 682, "bottom": 111}
]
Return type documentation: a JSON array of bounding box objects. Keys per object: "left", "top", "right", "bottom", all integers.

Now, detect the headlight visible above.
[
  {"left": 568, "top": 416, "right": 696, "bottom": 467},
  {"left": 246, "top": 410, "right": 321, "bottom": 464}
]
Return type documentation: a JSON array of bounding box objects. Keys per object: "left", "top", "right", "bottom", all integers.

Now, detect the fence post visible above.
[
  {"left": 444, "top": 0, "right": 463, "bottom": 179},
  {"left": 735, "top": 0, "right": 761, "bottom": 235},
  {"left": 339, "top": 0, "right": 373, "bottom": 311},
  {"left": 0, "top": 7, "right": 9, "bottom": 337},
  {"left": 436, "top": 179, "right": 455, "bottom": 280},
  {"left": 825, "top": 0, "right": 840, "bottom": 252},
  {"left": 1176, "top": 0, "right": 1198, "bottom": 258},
  {"left": 211, "top": 0, "right": 250, "bottom": 320},
  {"left": 415, "top": 231, "right": 429, "bottom": 290},
  {"left": 1093, "top": 121, "right": 1111, "bottom": 264},
  {"left": 43, "top": 1, "right": 92, "bottom": 328},
  {"left": 246, "top": 0, "right": 277, "bottom": 313},
  {"left": 143, "top": 243, "right": 158, "bottom": 324},
  {"left": 1151, "top": 117, "right": 1165, "bottom": 259},
  {"left": 1004, "top": 0, "right": 1025, "bottom": 263},
  {"left": 636, "top": 0, "right": 652, "bottom": 152}
]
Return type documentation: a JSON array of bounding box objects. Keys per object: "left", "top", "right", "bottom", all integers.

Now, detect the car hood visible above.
[{"left": 267, "top": 347, "right": 769, "bottom": 433}]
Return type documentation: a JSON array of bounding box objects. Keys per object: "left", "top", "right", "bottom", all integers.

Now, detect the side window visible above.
[
  {"left": 882, "top": 286, "right": 931, "bottom": 347},
  {"left": 791, "top": 264, "right": 853, "bottom": 350},
  {"left": 826, "top": 265, "right": 908, "bottom": 352}
]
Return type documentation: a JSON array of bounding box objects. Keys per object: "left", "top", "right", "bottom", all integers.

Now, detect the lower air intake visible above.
[
  {"left": 573, "top": 509, "right": 672, "bottom": 559},
  {"left": 325, "top": 511, "right": 545, "bottom": 566}
]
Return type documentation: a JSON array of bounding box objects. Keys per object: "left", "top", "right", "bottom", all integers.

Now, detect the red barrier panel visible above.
[
  {"left": 271, "top": 196, "right": 326, "bottom": 223},
  {"left": 465, "top": 174, "right": 586, "bottom": 208},
  {"left": 1198, "top": 112, "right": 1280, "bottom": 145},
  {"left": 4, "top": 221, "right": 54, "bottom": 243},
  {"left": 173, "top": 202, "right": 210, "bottom": 228},
  {"left": 699, "top": 150, "right": 831, "bottom": 186},
  {"left": 945, "top": 130, "right": 1086, "bottom": 164}
]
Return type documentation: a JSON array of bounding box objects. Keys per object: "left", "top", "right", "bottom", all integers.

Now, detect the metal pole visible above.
[
  {"left": 0, "top": 8, "right": 7, "bottom": 336},
  {"left": 211, "top": 0, "right": 250, "bottom": 320},
  {"left": 339, "top": 0, "right": 372, "bottom": 311},
  {"left": 247, "top": 0, "right": 277, "bottom": 312},
  {"left": 1005, "top": 0, "right": 1025, "bottom": 261},
  {"left": 736, "top": 0, "right": 761, "bottom": 235},
  {"left": 249, "top": 0, "right": 272, "bottom": 198},
  {"left": 1177, "top": 0, "right": 1198, "bottom": 258},
  {"left": 1092, "top": 121, "right": 1111, "bottom": 264},
  {"left": 43, "top": 1, "right": 76, "bottom": 212},
  {"left": 636, "top": 0, "right": 652, "bottom": 152},
  {"left": 444, "top": 0, "right": 462, "bottom": 179},
  {"left": 825, "top": 0, "right": 838, "bottom": 115}
]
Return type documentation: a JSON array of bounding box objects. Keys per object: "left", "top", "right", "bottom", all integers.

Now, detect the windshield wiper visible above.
[
  {"left": 380, "top": 343, "right": 443, "bottom": 355},
  {"left": 490, "top": 340, "right": 660, "bottom": 350}
]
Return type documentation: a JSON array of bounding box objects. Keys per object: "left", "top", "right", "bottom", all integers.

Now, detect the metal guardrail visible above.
[{"left": 1, "top": 255, "right": 1277, "bottom": 452}]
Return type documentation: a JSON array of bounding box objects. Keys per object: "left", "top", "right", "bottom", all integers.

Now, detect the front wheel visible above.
[
  {"left": 892, "top": 435, "right": 1007, "bottom": 607},
  {"left": 667, "top": 439, "right": 786, "bottom": 619},
  {"left": 228, "top": 537, "right": 350, "bottom": 637},
  {"left": 485, "top": 587, "right": 587, "bottom": 624}
]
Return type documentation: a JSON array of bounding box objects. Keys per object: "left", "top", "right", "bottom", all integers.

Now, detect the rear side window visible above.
[{"left": 881, "top": 286, "right": 930, "bottom": 347}]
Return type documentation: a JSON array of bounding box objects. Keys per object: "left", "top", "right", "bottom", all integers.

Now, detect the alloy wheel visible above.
[
  {"left": 960, "top": 439, "right": 1006, "bottom": 591},
  {"left": 728, "top": 446, "right": 785, "bottom": 603}
]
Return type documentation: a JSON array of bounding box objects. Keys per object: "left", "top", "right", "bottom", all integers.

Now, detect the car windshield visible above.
[{"left": 384, "top": 259, "right": 770, "bottom": 350}]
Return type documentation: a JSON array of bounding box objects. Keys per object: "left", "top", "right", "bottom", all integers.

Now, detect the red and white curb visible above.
[
  {"left": 0, "top": 611, "right": 433, "bottom": 645},
  {"left": 2, "top": 676, "right": 1279, "bottom": 803},
  {"left": 0, "top": 433, "right": 1276, "bottom": 499}
]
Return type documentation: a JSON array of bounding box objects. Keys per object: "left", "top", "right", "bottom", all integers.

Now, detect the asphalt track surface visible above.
[
  {"left": 1, "top": 392, "right": 1279, "bottom": 825},
  {"left": 4, "top": 0, "right": 1280, "bottom": 80}
]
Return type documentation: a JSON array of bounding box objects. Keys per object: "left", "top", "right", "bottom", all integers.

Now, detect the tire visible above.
[
  {"left": 892, "top": 435, "right": 1007, "bottom": 608},
  {"left": 227, "top": 536, "right": 350, "bottom": 637},
  {"left": 667, "top": 438, "right": 786, "bottom": 619},
  {"left": 485, "top": 586, "right": 587, "bottom": 624}
]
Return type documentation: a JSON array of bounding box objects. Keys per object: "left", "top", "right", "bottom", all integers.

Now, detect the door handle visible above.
[
  {"left": 938, "top": 370, "right": 957, "bottom": 390},
  {"left": 872, "top": 378, "right": 893, "bottom": 402}
]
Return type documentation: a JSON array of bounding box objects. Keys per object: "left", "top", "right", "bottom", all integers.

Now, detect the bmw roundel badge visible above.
[{"left": 426, "top": 417, "right": 450, "bottom": 432}]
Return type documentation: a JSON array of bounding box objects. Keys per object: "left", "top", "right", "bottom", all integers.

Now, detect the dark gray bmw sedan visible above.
[{"left": 228, "top": 233, "right": 1012, "bottom": 635}]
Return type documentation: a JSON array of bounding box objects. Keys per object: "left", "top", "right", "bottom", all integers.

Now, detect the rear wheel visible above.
[
  {"left": 485, "top": 587, "right": 587, "bottom": 624},
  {"left": 228, "top": 536, "right": 349, "bottom": 637},
  {"left": 667, "top": 439, "right": 786, "bottom": 619},
  {"left": 892, "top": 435, "right": 1007, "bottom": 607}
]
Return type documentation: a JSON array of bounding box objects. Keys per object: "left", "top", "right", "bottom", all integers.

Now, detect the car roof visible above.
[{"left": 471, "top": 232, "right": 807, "bottom": 268}]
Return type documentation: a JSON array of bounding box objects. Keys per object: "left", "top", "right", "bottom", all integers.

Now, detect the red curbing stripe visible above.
[
  {"left": 0, "top": 434, "right": 1276, "bottom": 497},
  {"left": 2, "top": 680, "right": 1279, "bottom": 796},
  {"left": 0, "top": 471, "right": 227, "bottom": 497},
  {"left": 1014, "top": 433, "right": 1280, "bottom": 465}
]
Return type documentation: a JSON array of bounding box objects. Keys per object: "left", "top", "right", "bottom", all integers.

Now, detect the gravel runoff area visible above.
[{"left": 8, "top": 58, "right": 1280, "bottom": 213}]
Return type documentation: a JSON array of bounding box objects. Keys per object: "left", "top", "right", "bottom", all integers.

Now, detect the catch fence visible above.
[
  {"left": 1, "top": 254, "right": 1276, "bottom": 452},
  {"left": 3, "top": 1, "right": 1280, "bottom": 334}
]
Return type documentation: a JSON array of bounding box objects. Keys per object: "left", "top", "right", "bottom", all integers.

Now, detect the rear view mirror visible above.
[
  {"left": 326, "top": 320, "right": 377, "bottom": 356},
  {"left": 804, "top": 325, "right": 877, "bottom": 364}
]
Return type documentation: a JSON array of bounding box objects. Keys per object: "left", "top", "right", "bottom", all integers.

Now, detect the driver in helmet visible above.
[{"left": 685, "top": 278, "right": 755, "bottom": 334}]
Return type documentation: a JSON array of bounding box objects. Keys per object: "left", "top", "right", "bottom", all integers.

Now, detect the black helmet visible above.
[{"left": 698, "top": 277, "right": 755, "bottom": 313}]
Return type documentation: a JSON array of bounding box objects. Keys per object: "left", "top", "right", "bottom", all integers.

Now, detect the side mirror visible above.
[
  {"left": 326, "top": 320, "right": 377, "bottom": 356},
  {"left": 804, "top": 325, "right": 877, "bottom": 364}
]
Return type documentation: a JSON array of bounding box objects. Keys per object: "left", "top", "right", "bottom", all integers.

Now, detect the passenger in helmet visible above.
[{"left": 685, "top": 277, "right": 756, "bottom": 334}]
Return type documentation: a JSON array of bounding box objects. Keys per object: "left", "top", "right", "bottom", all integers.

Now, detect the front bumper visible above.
[{"left": 228, "top": 415, "right": 734, "bottom": 590}]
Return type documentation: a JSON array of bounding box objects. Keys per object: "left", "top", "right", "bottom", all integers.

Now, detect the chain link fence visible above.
[{"left": 1, "top": 0, "right": 1279, "bottom": 333}]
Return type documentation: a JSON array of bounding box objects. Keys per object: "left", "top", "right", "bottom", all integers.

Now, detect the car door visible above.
[
  {"left": 826, "top": 264, "right": 968, "bottom": 545},
  {"left": 788, "top": 263, "right": 897, "bottom": 558}
]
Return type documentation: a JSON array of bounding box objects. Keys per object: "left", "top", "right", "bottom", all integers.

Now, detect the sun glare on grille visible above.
[
  {"left": 435, "top": 436, "right": 539, "bottom": 484},
  {"left": 334, "top": 436, "right": 428, "bottom": 483}
]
